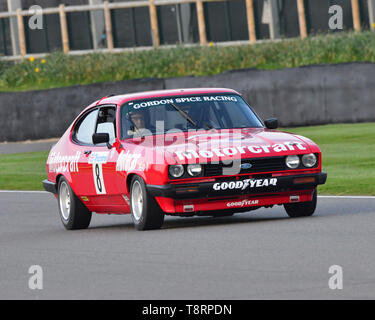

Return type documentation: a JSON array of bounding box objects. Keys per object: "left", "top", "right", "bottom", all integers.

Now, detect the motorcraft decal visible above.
[
  {"left": 174, "top": 142, "right": 307, "bottom": 160},
  {"left": 48, "top": 151, "right": 80, "bottom": 173}
]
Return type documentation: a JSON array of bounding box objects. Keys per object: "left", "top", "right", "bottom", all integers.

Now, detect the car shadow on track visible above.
[
  {"left": 88, "top": 211, "right": 293, "bottom": 231},
  {"left": 162, "top": 214, "right": 290, "bottom": 230}
]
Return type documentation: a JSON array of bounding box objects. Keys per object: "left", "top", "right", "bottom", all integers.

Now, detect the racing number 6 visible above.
[{"left": 92, "top": 163, "right": 106, "bottom": 194}]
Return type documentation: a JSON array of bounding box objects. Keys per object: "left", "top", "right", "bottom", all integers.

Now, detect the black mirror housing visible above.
[
  {"left": 264, "top": 118, "right": 278, "bottom": 130},
  {"left": 92, "top": 133, "right": 110, "bottom": 145}
]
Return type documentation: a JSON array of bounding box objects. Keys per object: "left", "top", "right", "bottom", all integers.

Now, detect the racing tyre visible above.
[
  {"left": 58, "top": 177, "right": 92, "bottom": 230},
  {"left": 284, "top": 189, "right": 317, "bottom": 218},
  {"left": 130, "top": 176, "right": 165, "bottom": 231}
]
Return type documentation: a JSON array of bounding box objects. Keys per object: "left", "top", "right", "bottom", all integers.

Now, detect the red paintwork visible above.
[
  {"left": 45, "top": 88, "right": 323, "bottom": 215},
  {"left": 159, "top": 190, "right": 314, "bottom": 214}
]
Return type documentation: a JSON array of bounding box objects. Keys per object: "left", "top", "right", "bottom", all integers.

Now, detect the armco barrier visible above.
[{"left": 0, "top": 62, "right": 375, "bottom": 142}]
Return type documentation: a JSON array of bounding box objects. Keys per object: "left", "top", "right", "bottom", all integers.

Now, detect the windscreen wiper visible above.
[{"left": 170, "top": 103, "right": 198, "bottom": 129}]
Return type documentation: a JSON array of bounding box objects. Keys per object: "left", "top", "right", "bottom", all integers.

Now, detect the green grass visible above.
[
  {"left": 0, "top": 123, "right": 374, "bottom": 195},
  {"left": 1, "top": 31, "right": 375, "bottom": 92},
  {"left": 283, "top": 122, "right": 375, "bottom": 195},
  {"left": 0, "top": 151, "right": 48, "bottom": 190}
]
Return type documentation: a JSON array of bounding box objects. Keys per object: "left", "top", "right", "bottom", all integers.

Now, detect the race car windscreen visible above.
[{"left": 120, "top": 94, "right": 263, "bottom": 139}]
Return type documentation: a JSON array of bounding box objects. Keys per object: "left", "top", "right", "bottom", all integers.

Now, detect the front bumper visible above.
[
  {"left": 149, "top": 172, "right": 326, "bottom": 214},
  {"left": 147, "top": 172, "right": 327, "bottom": 200},
  {"left": 43, "top": 179, "right": 57, "bottom": 194}
]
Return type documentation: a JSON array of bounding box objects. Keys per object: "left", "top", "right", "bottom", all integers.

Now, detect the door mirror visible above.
[
  {"left": 92, "top": 133, "right": 110, "bottom": 145},
  {"left": 264, "top": 118, "right": 278, "bottom": 129}
]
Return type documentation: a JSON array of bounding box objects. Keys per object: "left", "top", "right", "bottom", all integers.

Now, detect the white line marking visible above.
[
  {"left": 0, "top": 190, "right": 48, "bottom": 194},
  {"left": 319, "top": 196, "right": 375, "bottom": 199}
]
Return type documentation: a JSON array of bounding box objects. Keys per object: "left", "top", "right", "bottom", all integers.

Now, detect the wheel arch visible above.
[
  {"left": 55, "top": 172, "right": 76, "bottom": 193},
  {"left": 126, "top": 172, "right": 147, "bottom": 194}
]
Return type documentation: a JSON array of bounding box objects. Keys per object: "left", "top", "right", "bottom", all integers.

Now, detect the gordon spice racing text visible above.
[{"left": 43, "top": 88, "right": 327, "bottom": 230}]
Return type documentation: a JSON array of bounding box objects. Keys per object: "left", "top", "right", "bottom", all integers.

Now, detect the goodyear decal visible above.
[{"left": 213, "top": 178, "right": 278, "bottom": 191}]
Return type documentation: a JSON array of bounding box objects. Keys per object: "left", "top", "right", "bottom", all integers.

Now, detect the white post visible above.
[
  {"left": 270, "top": 0, "right": 280, "bottom": 39},
  {"left": 179, "top": 3, "right": 191, "bottom": 43},
  {"left": 7, "top": 0, "right": 22, "bottom": 56},
  {"left": 261, "top": 0, "right": 280, "bottom": 40},
  {"left": 369, "top": 0, "right": 375, "bottom": 30},
  {"left": 89, "top": 0, "right": 106, "bottom": 49}
]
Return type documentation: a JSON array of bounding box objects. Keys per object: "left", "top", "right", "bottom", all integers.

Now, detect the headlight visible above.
[
  {"left": 302, "top": 154, "right": 317, "bottom": 168},
  {"left": 169, "top": 165, "right": 184, "bottom": 178},
  {"left": 286, "top": 155, "right": 300, "bottom": 169},
  {"left": 187, "top": 164, "right": 202, "bottom": 176}
]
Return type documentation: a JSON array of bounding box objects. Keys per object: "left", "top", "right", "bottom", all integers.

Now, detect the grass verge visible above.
[
  {"left": 284, "top": 122, "right": 375, "bottom": 196},
  {"left": 1, "top": 31, "right": 375, "bottom": 92},
  {"left": 0, "top": 122, "right": 374, "bottom": 195},
  {"left": 0, "top": 151, "right": 48, "bottom": 190}
]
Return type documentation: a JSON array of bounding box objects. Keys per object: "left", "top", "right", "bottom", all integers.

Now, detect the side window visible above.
[
  {"left": 96, "top": 107, "right": 116, "bottom": 143},
  {"left": 75, "top": 109, "right": 99, "bottom": 144}
]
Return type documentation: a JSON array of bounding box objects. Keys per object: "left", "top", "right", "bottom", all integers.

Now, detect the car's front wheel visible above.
[
  {"left": 130, "top": 176, "right": 164, "bottom": 231},
  {"left": 284, "top": 189, "right": 317, "bottom": 218},
  {"left": 58, "top": 177, "right": 92, "bottom": 230}
]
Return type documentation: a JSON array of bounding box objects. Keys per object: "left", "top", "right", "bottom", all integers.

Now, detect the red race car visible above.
[{"left": 43, "top": 88, "right": 327, "bottom": 231}]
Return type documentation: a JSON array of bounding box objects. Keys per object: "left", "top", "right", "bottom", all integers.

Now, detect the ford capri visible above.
[{"left": 43, "top": 88, "right": 327, "bottom": 230}]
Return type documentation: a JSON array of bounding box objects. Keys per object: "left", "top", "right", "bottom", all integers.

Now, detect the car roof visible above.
[{"left": 95, "top": 88, "right": 240, "bottom": 106}]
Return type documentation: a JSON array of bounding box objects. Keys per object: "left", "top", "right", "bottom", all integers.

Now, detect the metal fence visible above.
[{"left": 0, "top": 0, "right": 373, "bottom": 60}]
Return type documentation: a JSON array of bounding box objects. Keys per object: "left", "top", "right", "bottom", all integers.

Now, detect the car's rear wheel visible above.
[
  {"left": 130, "top": 176, "right": 164, "bottom": 231},
  {"left": 58, "top": 177, "right": 92, "bottom": 230},
  {"left": 284, "top": 189, "right": 317, "bottom": 218}
]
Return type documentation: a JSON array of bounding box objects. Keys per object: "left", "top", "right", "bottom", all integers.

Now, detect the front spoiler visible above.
[{"left": 147, "top": 172, "right": 327, "bottom": 200}]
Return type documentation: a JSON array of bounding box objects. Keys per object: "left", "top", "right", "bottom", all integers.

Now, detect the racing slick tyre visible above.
[
  {"left": 57, "top": 177, "right": 92, "bottom": 230},
  {"left": 284, "top": 189, "right": 317, "bottom": 218},
  {"left": 130, "top": 176, "right": 165, "bottom": 231}
]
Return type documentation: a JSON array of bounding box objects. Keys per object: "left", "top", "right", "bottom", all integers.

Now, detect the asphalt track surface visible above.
[
  {"left": 0, "top": 191, "right": 374, "bottom": 300},
  {"left": 0, "top": 140, "right": 57, "bottom": 154}
]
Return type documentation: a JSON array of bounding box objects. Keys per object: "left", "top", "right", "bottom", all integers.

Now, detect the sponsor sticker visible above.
[
  {"left": 213, "top": 178, "right": 278, "bottom": 191},
  {"left": 88, "top": 152, "right": 109, "bottom": 164},
  {"left": 128, "top": 95, "right": 238, "bottom": 111},
  {"left": 116, "top": 150, "right": 143, "bottom": 172},
  {"left": 174, "top": 142, "right": 307, "bottom": 160},
  {"left": 48, "top": 151, "right": 80, "bottom": 173},
  {"left": 227, "top": 199, "right": 259, "bottom": 208}
]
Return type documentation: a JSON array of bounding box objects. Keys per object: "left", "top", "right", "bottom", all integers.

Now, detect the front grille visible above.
[{"left": 204, "top": 156, "right": 286, "bottom": 177}]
